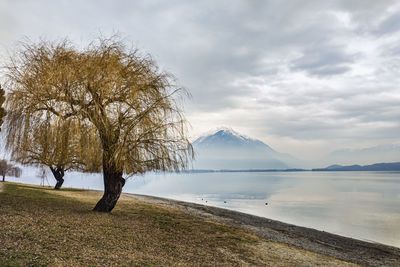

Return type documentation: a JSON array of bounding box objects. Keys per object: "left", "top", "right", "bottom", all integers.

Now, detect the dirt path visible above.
[{"left": 127, "top": 193, "right": 400, "bottom": 267}]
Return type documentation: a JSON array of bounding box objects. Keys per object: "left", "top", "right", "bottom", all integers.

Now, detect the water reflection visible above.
[
  {"left": 5, "top": 170, "right": 400, "bottom": 247},
  {"left": 126, "top": 171, "right": 400, "bottom": 247}
]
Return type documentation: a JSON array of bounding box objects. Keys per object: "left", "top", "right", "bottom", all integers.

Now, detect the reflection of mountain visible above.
[
  {"left": 327, "top": 145, "right": 400, "bottom": 165},
  {"left": 313, "top": 162, "right": 400, "bottom": 171},
  {"left": 192, "top": 127, "right": 302, "bottom": 170}
]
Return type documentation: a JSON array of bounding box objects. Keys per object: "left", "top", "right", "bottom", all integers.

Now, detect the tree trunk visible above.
[
  {"left": 50, "top": 167, "right": 65, "bottom": 190},
  {"left": 93, "top": 163, "right": 125, "bottom": 212},
  {"left": 2, "top": 175, "right": 4, "bottom": 182}
]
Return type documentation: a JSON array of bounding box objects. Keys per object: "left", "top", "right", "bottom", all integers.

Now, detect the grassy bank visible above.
[{"left": 0, "top": 182, "right": 355, "bottom": 266}]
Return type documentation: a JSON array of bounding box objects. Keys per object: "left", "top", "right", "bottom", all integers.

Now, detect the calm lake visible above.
[{"left": 7, "top": 170, "right": 400, "bottom": 248}]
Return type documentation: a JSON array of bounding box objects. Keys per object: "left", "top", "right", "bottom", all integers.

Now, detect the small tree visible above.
[
  {"left": 6, "top": 114, "right": 101, "bottom": 189},
  {"left": 5, "top": 37, "right": 193, "bottom": 212},
  {"left": 0, "top": 159, "right": 22, "bottom": 182},
  {"left": 0, "top": 84, "right": 5, "bottom": 131}
]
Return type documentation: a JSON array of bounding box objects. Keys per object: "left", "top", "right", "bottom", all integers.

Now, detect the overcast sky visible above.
[{"left": 1, "top": 0, "right": 400, "bottom": 161}]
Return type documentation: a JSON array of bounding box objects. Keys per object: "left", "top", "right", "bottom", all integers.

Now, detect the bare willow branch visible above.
[{"left": 4, "top": 36, "right": 193, "bottom": 211}]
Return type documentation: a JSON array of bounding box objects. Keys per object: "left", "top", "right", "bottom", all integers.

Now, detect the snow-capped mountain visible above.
[
  {"left": 194, "top": 127, "right": 274, "bottom": 151},
  {"left": 192, "top": 127, "right": 301, "bottom": 170}
]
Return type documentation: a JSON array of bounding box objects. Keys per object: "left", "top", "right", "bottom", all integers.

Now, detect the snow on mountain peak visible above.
[
  {"left": 195, "top": 127, "right": 251, "bottom": 143},
  {"left": 193, "top": 127, "right": 276, "bottom": 153}
]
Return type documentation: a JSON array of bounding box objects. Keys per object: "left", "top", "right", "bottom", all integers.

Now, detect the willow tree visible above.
[
  {"left": 5, "top": 42, "right": 102, "bottom": 189},
  {"left": 5, "top": 38, "right": 193, "bottom": 212},
  {"left": 5, "top": 113, "right": 101, "bottom": 189}
]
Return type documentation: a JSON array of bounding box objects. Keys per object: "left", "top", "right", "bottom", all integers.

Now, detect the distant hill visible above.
[
  {"left": 326, "top": 145, "right": 400, "bottom": 165},
  {"left": 192, "top": 127, "right": 302, "bottom": 170},
  {"left": 312, "top": 162, "right": 400, "bottom": 171}
]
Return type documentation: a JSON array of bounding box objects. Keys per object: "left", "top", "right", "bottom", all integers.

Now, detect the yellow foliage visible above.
[{"left": 5, "top": 36, "right": 193, "bottom": 175}]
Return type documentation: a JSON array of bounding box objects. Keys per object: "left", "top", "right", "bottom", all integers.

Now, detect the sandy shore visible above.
[{"left": 127, "top": 193, "right": 400, "bottom": 267}]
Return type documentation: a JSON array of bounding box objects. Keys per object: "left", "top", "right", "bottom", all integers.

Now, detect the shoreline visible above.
[
  {"left": 0, "top": 182, "right": 361, "bottom": 265},
  {"left": 3, "top": 181, "right": 399, "bottom": 265},
  {"left": 126, "top": 193, "right": 400, "bottom": 267}
]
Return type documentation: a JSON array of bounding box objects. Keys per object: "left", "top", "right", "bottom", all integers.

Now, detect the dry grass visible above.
[{"left": 0, "top": 182, "right": 356, "bottom": 266}]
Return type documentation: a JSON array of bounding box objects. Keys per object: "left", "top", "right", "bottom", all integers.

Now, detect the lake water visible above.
[{"left": 6, "top": 170, "right": 400, "bottom": 248}]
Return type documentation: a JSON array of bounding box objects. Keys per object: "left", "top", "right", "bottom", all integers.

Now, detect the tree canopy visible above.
[{"left": 5, "top": 37, "right": 193, "bottom": 211}]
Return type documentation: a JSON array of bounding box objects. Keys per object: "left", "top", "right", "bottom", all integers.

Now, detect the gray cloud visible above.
[
  {"left": 0, "top": 0, "right": 400, "bottom": 162},
  {"left": 291, "top": 45, "right": 356, "bottom": 76},
  {"left": 376, "top": 13, "right": 400, "bottom": 35}
]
